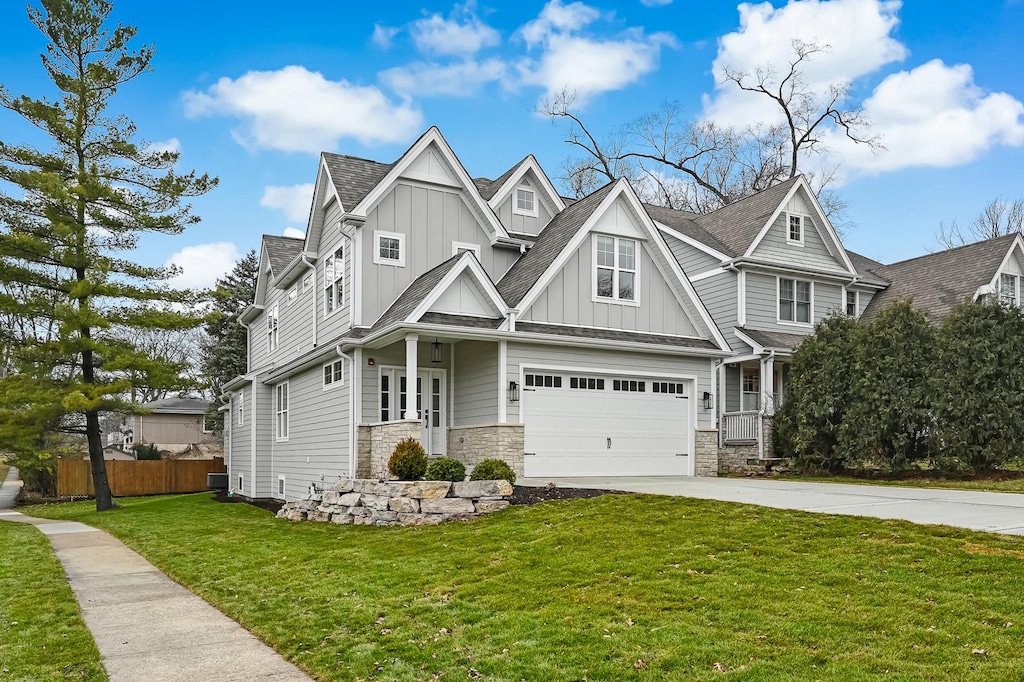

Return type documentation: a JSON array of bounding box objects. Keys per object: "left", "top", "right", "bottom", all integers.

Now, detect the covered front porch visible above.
[{"left": 718, "top": 353, "right": 791, "bottom": 458}]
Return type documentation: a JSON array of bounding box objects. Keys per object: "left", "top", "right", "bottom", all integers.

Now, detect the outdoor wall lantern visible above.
[
  {"left": 508, "top": 381, "right": 519, "bottom": 402},
  {"left": 431, "top": 338, "right": 443, "bottom": 363},
  {"left": 702, "top": 391, "right": 713, "bottom": 410}
]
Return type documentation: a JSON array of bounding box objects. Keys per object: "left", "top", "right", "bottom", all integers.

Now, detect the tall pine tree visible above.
[{"left": 0, "top": 0, "right": 216, "bottom": 510}]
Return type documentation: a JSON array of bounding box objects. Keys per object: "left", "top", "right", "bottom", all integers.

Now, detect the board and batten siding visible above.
[
  {"left": 270, "top": 362, "right": 350, "bottom": 500},
  {"left": 693, "top": 271, "right": 741, "bottom": 352},
  {"left": 662, "top": 232, "right": 723, "bottom": 276},
  {"left": 495, "top": 176, "right": 553, "bottom": 236},
  {"left": 504, "top": 342, "right": 715, "bottom": 429},
  {"left": 360, "top": 339, "right": 453, "bottom": 424},
  {"left": 520, "top": 234, "right": 701, "bottom": 337},
  {"left": 360, "top": 183, "right": 520, "bottom": 326},
  {"left": 749, "top": 190, "right": 848, "bottom": 272},
  {"left": 453, "top": 340, "right": 499, "bottom": 426},
  {"left": 744, "top": 271, "right": 841, "bottom": 334}
]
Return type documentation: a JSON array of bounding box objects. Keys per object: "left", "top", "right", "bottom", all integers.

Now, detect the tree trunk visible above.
[{"left": 86, "top": 409, "right": 114, "bottom": 510}]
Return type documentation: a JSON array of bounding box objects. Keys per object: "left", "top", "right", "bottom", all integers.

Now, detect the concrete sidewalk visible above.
[
  {"left": 519, "top": 475, "right": 1024, "bottom": 536},
  {"left": 0, "top": 467, "right": 313, "bottom": 682}
]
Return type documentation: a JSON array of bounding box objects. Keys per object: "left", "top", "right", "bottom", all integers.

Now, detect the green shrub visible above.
[
  {"left": 425, "top": 457, "right": 466, "bottom": 482},
  {"left": 388, "top": 437, "right": 428, "bottom": 480},
  {"left": 469, "top": 458, "right": 516, "bottom": 485},
  {"left": 135, "top": 443, "right": 161, "bottom": 460}
]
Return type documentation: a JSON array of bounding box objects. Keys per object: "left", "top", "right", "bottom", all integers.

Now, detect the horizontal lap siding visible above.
[
  {"left": 505, "top": 342, "right": 714, "bottom": 428},
  {"left": 361, "top": 341, "right": 454, "bottom": 424},
  {"left": 454, "top": 341, "right": 498, "bottom": 426},
  {"left": 663, "top": 232, "right": 722, "bottom": 276},
  {"left": 751, "top": 191, "right": 847, "bottom": 272},
  {"left": 694, "top": 272, "right": 740, "bottom": 351},
  {"left": 229, "top": 388, "right": 251, "bottom": 494},
  {"left": 746, "top": 271, "right": 831, "bottom": 337},
  {"left": 271, "top": 364, "right": 350, "bottom": 500},
  {"left": 725, "top": 365, "right": 741, "bottom": 413},
  {"left": 318, "top": 202, "right": 354, "bottom": 344},
  {"left": 815, "top": 283, "right": 843, "bottom": 320},
  {"left": 254, "top": 383, "right": 274, "bottom": 497}
]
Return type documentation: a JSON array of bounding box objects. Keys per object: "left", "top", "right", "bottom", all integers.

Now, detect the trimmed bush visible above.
[
  {"left": 388, "top": 437, "right": 428, "bottom": 480},
  {"left": 135, "top": 443, "right": 161, "bottom": 460},
  {"left": 425, "top": 457, "right": 466, "bottom": 482},
  {"left": 469, "top": 458, "right": 516, "bottom": 485}
]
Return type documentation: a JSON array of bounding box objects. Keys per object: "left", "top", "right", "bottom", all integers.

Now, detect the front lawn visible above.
[
  {"left": 29, "top": 493, "right": 1024, "bottom": 681},
  {"left": 0, "top": 522, "right": 105, "bottom": 681}
]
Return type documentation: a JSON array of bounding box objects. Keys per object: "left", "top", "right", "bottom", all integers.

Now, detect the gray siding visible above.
[
  {"left": 360, "top": 340, "right": 453, "bottom": 424},
  {"left": 750, "top": 210, "right": 847, "bottom": 273},
  {"left": 250, "top": 258, "right": 318, "bottom": 372},
  {"left": 693, "top": 271, "right": 741, "bottom": 352},
  {"left": 744, "top": 271, "right": 841, "bottom": 335},
  {"left": 495, "top": 177, "right": 553, "bottom": 236},
  {"left": 361, "top": 183, "right": 520, "bottom": 325},
  {"left": 254, "top": 383, "right": 274, "bottom": 498},
  {"left": 663, "top": 232, "right": 722, "bottom": 276},
  {"left": 318, "top": 201, "right": 354, "bottom": 344},
  {"left": 269, "top": 362, "right": 350, "bottom": 501},
  {"left": 453, "top": 340, "right": 498, "bottom": 425},
  {"left": 521, "top": 234, "right": 701, "bottom": 337},
  {"left": 505, "top": 342, "right": 715, "bottom": 429},
  {"left": 725, "top": 365, "right": 741, "bottom": 413},
  {"left": 228, "top": 387, "right": 251, "bottom": 495}
]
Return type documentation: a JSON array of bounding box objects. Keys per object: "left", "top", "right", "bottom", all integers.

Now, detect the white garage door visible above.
[{"left": 522, "top": 372, "right": 693, "bottom": 477}]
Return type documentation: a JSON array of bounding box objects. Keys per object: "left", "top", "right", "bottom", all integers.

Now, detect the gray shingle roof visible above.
[
  {"left": 516, "top": 322, "right": 719, "bottom": 350},
  {"left": 322, "top": 153, "right": 394, "bottom": 210},
  {"left": 473, "top": 177, "right": 494, "bottom": 197},
  {"left": 143, "top": 397, "right": 210, "bottom": 414},
  {"left": 497, "top": 182, "right": 616, "bottom": 306},
  {"left": 735, "top": 327, "right": 808, "bottom": 353},
  {"left": 263, "top": 235, "right": 304, "bottom": 275},
  {"left": 372, "top": 255, "right": 464, "bottom": 331},
  {"left": 690, "top": 176, "right": 802, "bottom": 257},
  {"left": 478, "top": 157, "right": 529, "bottom": 201},
  {"left": 861, "top": 233, "right": 1019, "bottom": 321},
  {"left": 846, "top": 250, "right": 890, "bottom": 287},
  {"left": 643, "top": 203, "right": 733, "bottom": 256},
  {"left": 418, "top": 312, "right": 503, "bottom": 328}
]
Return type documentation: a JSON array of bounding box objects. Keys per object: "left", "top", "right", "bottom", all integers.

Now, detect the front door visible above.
[{"left": 396, "top": 369, "right": 446, "bottom": 455}]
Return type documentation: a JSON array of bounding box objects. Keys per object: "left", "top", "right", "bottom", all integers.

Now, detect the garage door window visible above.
[
  {"left": 525, "top": 374, "right": 562, "bottom": 388},
  {"left": 570, "top": 377, "right": 605, "bottom": 390},
  {"left": 613, "top": 379, "right": 645, "bottom": 392},
  {"left": 652, "top": 382, "right": 686, "bottom": 395}
]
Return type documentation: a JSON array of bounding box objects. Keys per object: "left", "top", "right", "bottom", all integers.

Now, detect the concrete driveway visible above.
[{"left": 518, "top": 476, "right": 1024, "bottom": 536}]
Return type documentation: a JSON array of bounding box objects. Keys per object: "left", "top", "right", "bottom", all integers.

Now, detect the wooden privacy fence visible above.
[{"left": 57, "top": 457, "right": 226, "bottom": 497}]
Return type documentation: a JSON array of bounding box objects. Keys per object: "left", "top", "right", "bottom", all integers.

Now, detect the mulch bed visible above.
[
  {"left": 510, "top": 484, "right": 625, "bottom": 505},
  {"left": 211, "top": 491, "right": 285, "bottom": 514}
]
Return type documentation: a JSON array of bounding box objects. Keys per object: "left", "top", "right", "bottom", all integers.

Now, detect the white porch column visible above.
[
  {"left": 497, "top": 340, "right": 508, "bottom": 423},
  {"left": 761, "top": 355, "right": 775, "bottom": 416},
  {"left": 404, "top": 334, "right": 419, "bottom": 419}
]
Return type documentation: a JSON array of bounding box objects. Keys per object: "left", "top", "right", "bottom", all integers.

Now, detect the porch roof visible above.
[
  {"left": 515, "top": 322, "right": 721, "bottom": 350},
  {"left": 735, "top": 326, "right": 808, "bottom": 354},
  {"left": 372, "top": 254, "right": 465, "bottom": 332},
  {"left": 418, "top": 312, "right": 503, "bottom": 328}
]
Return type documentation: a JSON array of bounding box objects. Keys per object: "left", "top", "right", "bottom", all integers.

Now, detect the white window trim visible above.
[
  {"left": 512, "top": 186, "right": 538, "bottom": 218},
  {"left": 323, "top": 241, "right": 346, "bottom": 319},
  {"left": 592, "top": 234, "right": 641, "bottom": 307},
  {"left": 277, "top": 474, "right": 286, "bottom": 498},
  {"left": 201, "top": 415, "right": 214, "bottom": 434},
  {"left": 287, "top": 285, "right": 297, "bottom": 304},
  {"left": 323, "top": 358, "right": 344, "bottom": 390},
  {"left": 275, "top": 381, "right": 289, "bottom": 442},
  {"left": 266, "top": 305, "right": 279, "bottom": 353},
  {"left": 999, "top": 272, "right": 1020, "bottom": 307},
  {"left": 845, "top": 289, "right": 861, "bottom": 318},
  {"left": 786, "top": 213, "right": 806, "bottom": 246},
  {"left": 451, "top": 241, "right": 481, "bottom": 259},
  {"left": 301, "top": 271, "right": 313, "bottom": 294},
  {"left": 740, "top": 366, "right": 760, "bottom": 412},
  {"left": 373, "top": 230, "right": 406, "bottom": 267},
  {"left": 777, "top": 276, "right": 814, "bottom": 327},
  {"left": 236, "top": 392, "right": 244, "bottom": 426},
  {"left": 237, "top": 473, "right": 243, "bottom": 494}
]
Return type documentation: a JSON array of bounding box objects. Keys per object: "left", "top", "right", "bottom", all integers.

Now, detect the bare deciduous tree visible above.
[{"left": 936, "top": 196, "right": 1024, "bottom": 249}]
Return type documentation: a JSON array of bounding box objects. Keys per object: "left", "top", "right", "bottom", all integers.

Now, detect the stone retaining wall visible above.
[
  {"left": 276, "top": 478, "right": 513, "bottom": 527},
  {"left": 447, "top": 424, "right": 525, "bottom": 478},
  {"left": 356, "top": 420, "right": 422, "bottom": 479}
]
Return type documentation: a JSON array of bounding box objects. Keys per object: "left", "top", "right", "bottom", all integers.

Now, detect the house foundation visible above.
[{"left": 447, "top": 424, "right": 525, "bottom": 478}]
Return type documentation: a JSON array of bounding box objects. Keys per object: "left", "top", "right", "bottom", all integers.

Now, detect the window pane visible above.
[
  {"left": 516, "top": 188, "right": 534, "bottom": 211},
  {"left": 796, "top": 281, "right": 811, "bottom": 303},
  {"left": 780, "top": 279, "right": 794, "bottom": 301},
  {"left": 596, "top": 236, "right": 615, "bottom": 267},
  {"left": 797, "top": 301, "right": 811, "bottom": 323},
  {"left": 324, "top": 365, "right": 332, "bottom": 385},
  {"left": 618, "top": 271, "right": 635, "bottom": 300},
  {"left": 597, "top": 267, "right": 613, "bottom": 297},
  {"left": 618, "top": 239, "right": 636, "bottom": 270},
  {"left": 780, "top": 300, "right": 793, "bottom": 321},
  {"left": 379, "top": 237, "right": 400, "bottom": 260},
  {"left": 333, "top": 248, "right": 344, "bottom": 282},
  {"left": 334, "top": 361, "right": 343, "bottom": 382},
  {"left": 789, "top": 215, "right": 801, "bottom": 241}
]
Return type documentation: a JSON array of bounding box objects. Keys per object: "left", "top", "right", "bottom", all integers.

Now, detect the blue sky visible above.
[{"left": 2, "top": 0, "right": 1023, "bottom": 288}]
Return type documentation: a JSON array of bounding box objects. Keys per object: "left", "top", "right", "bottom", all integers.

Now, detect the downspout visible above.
[
  {"left": 336, "top": 345, "right": 356, "bottom": 479},
  {"left": 302, "top": 254, "right": 317, "bottom": 348}
]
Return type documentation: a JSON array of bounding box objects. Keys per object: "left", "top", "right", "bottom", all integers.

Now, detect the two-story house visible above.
[{"left": 222, "top": 128, "right": 734, "bottom": 500}]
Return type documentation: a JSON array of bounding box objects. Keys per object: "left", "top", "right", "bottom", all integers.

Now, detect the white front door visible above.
[{"left": 396, "top": 369, "right": 446, "bottom": 456}]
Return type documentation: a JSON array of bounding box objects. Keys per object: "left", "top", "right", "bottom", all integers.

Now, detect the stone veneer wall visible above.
[
  {"left": 694, "top": 428, "right": 720, "bottom": 477},
  {"left": 447, "top": 424, "right": 525, "bottom": 478},
  {"left": 356, "top": 420, "right": 422, "bottom": 479},
  {"left": 694, "top": 427, "right": 761, "bottom": 475},
  {"left": 276, "top": 478, "right": 513, "bottom": 527}
]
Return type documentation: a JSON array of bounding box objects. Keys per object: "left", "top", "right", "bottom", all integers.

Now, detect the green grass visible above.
[
  {"left": 28, "top": 493, "right": 1024, "bottom": 681},
  {"left": 772, "top": 473, "right": 1024, "bottom": 494},
  {"left": 0, "top": 522, "right": 105, "bottom": 681}
]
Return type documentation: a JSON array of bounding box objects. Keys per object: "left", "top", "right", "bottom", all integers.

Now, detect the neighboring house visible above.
[
  {"left": 126, "top": 397, "right": 221, "bottom": 458},
  {"left": 83, "top": 445, "right": 136, "bottom": 461},
  {"left": 223, "top": 127, "right": 733, "bottom": 500}
]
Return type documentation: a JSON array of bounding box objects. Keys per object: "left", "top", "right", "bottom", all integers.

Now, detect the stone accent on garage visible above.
[
  {"left": 356, "top": 420, "right": 422, "bottom": 479},
  {"left": 694, "top": 428, "right": 720, "bottom": 477},
  {"left": 695, "top": 428, "right": 783, "bottom": 475},
  {"left": 276, "top": 478, "right": 513, "bottom": 526},
  {"left": 447, "top": 424, "right": 525, "bottom": 478}
]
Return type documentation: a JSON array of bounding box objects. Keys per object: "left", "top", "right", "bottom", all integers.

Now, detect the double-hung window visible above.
[
  {"left": 266, "top": 306, "right": 279, "bottom": 352},
  {"left": 323, "top": 359, "right": 344, "bottom": 389},
  {"left": 514, "top": 187, "right": 537, "bottom": 216},
  {"left": 275, "top": 382, "right": 289, "bottom": 441},
  {"left": 999, "top": 273, "right": 1019, "bottom": 307},
  {"left": 373, "top": 231, "right": 405, "bottom": 267},
  {"left": 846, "top": 290, "right": 860, "bottom": 317},
  {"left": 595, "top": 235, "right": 638, "bottom": 303},
  {"left": 235, "top": 392, "right": 243, "bottom": 426},
  {"left": 741, "top": 368, "right": 760, "bottom": 411},
  {"left": 324, "top": 244, "right": 344, "bottom": 315},
  {"left": 779, "top": 278, "right": 811, "bottom": 324},
  {"left": 787, "top": 214, "right": 804, "bottom": 244}
]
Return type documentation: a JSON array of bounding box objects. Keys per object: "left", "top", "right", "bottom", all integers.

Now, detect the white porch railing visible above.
[{"left": 723, "top": 411, "right": 759, "bottom": 443}]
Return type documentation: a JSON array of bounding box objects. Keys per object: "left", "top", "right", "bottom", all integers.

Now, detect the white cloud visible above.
[
  {"left": 260, "top": 183, "right": 314, "bottom": 223},
  {"left": 828, "top": 60, "right": 1024, "bottom": 174},
  {"left": 640, "top": 0, "right": 672, "bottom": 6},
  {"left": 146, "top": 138, "right": 181, "bottom": 155},
  {"left": 183, "top": 66, "right": 423, "bottom": 153},
  {"left": 518, "top": 1, "right": 676, "bottom": 101},
  {"left": 165, "top": 242, "right": 241, "bottom": 290},
  {"left": 380, "top": 59, "right": 508, "bottom": 97},
  {"left": 372, "top": 23, "right": 400, "bottom": 49},
  {"left": 283, "top": 227, "right": 306, "bottom": 239},
  {"left": 411, "top": 3, "right": 500, "bottom": 57}
]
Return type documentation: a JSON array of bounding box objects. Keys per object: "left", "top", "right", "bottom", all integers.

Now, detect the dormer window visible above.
[
  {"left": 999, "top": 273, "right": 1019, "bottom": 307},
  {"left": 787, "top": 214, "right": 804, "bottom": 245},
  {"left": 373, "top": 231, "right": 405, "bottom": 267},
  {"left": 513, "top": 187, "right": 537, "bottom": 217}
]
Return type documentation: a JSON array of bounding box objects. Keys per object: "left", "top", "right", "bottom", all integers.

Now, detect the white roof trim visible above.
[
  {"left": 655, "top": 221, "right": 731, "bottom": 262},
  {"left": 733, "top": 328, "right": 765, "bottom": 355},
  {"left": 406, "top": 252, "right": 509, "bottom": 324},
  {"left": 352, "top": 127, "right": 509, "bottom": 242},
  {"left": 744, "top": 177, "right": 857, "bottom": 275},
  {"left": 987, "top": 234, "right": 1024, "bottom": 291},
  {"left": 515, "top": 179, "right": 731, "bottom": 353},
  {"left": 487, "top": 156, "right": 566, "bottom": 215}
]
